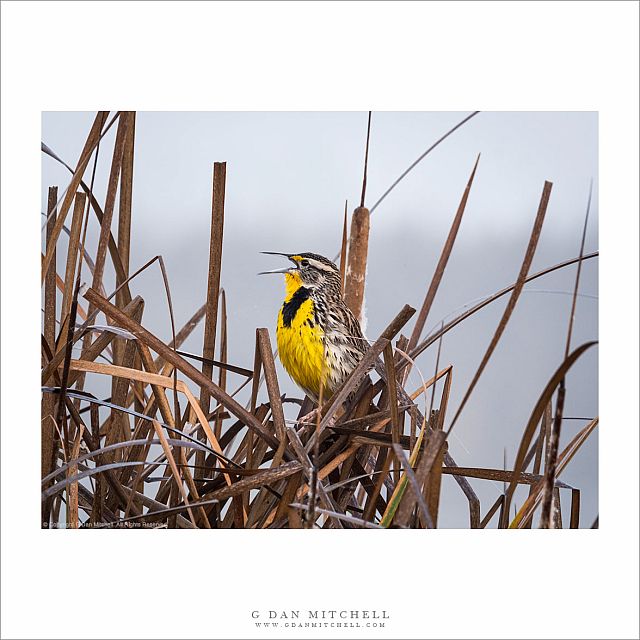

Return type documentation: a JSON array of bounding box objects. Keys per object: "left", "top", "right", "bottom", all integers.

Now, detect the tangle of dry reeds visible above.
[{"left": 41, "top": 111, "right": 598, "bottom": 529}]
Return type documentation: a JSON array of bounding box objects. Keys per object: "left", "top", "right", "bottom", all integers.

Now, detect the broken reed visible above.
[{"left": 40, "top": 111, "right": 598, "bottom": 529}]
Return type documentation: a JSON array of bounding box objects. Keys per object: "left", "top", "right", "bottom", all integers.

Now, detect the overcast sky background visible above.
[{"left": 41, "top": 111, "right": 598, "bottom": 528}]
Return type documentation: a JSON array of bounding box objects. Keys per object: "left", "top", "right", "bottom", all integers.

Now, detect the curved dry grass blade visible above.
[
  {"left": 370, "top": 111, "right": 480, "bottom": 213},
  {"left": 408, "top": 251, "right": 598, "bottom": 365},
  {"left": 42, "top": 462, "right": 145, "bottom": 500},
  {"left": 42, "top": 438, "right": 208, "bottom": 486},
  {"left": 501, "top": 342, "right": 597, "bottom": 527},
  {"left": 84, "top": 325, "right": 136, "bottom": 340},
  {"left": 511, "top": 417, "right": 598, "bottom": 528}
]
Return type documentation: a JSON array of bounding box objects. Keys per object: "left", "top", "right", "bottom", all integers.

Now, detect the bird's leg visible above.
[
  {"left": 298, "top": 407, "right": 321, "bottom": 426},
  {"left": 297, "top": 408, "right": 338, "bottom": 451},
  {"left": 298, "top": 408, "right": 338, "bottom": 429}
]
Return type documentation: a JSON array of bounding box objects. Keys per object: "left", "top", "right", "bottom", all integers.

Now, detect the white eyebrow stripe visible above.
[{"left": 308, "top": 259, "right": 336, "bottom": 272}]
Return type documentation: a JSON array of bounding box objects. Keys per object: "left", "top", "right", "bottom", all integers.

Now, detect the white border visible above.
[{"left": 2, "top": 2, "right": 638, "bottom": 639}]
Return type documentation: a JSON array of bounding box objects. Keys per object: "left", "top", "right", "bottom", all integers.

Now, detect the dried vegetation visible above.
[{"left": 41, "top": 111, "right": 598, "bottom": 529}]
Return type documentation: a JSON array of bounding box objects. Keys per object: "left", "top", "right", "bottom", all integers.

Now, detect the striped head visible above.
[{"left": 260, "top": 252, "right": 341, "bottom": 296}]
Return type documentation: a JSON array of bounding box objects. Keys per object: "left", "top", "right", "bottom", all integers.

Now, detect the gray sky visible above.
[{"left": 42, "top": 111, "right": 598, "bottom": 527}]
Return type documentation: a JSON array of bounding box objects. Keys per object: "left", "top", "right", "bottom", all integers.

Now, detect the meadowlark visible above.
[{"left": 260, "top": 252, "right": 368, "bottom": 404}]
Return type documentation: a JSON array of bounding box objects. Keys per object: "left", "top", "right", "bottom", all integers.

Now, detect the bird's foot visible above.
[{"left": 298, "top": 407, "right": 322, "bottom": 426}]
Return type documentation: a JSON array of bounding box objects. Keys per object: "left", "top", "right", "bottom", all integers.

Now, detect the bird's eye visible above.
[{"left": 300, "top": 259, "right": 309, "bottom": 267}]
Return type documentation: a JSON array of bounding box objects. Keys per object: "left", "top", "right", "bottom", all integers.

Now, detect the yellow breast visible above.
[{"left": 276, "top": 276, "right": 327, "bottom": 401}]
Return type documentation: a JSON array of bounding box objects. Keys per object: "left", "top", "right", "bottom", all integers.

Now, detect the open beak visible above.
[{"left": 258, "top": 251, "right": 297, "bottom": 276}]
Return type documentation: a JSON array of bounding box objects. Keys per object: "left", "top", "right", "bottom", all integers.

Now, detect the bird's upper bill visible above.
[{"left": 258, "top": 252, "right": 304, "bottom": 276}]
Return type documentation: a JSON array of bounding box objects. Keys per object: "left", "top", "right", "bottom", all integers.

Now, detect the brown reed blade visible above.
[
  {"left": 215, "top": 289, "right": 228, "bottom": 440},
  {"left": 407, "top": 154, "right": 480, "bottom": 359},
  {"left": 480, "top": 495, "right": 505, "bottom": 529},
  {"left": 447, "top": 181, "right": 553, "bottom": 435},
  {"left": 383, "top": 343, "right": 401, "bottom": 483},
  {"left": 199, "top": 162, "right": 226, "bottom": 413},
  {"left": 197, "top": 162, "right": 226, "bottom": 480},
  {"left": 42, "top": 186, "right": 58, "bottom": 490},
  {"left": 442, "top": 466, "right": 574, "bottom": 488},
  {"left": 104, "top": 301, "right": 144, "bottom": 463},
  {"left": 570, "top": 489, "right": 581, "bottom": 529},
  {"left": 60, "top": 192, "right": 86, "bottom": 323},
  {"left": 362, "top": 450, "right": 392, "bottom": 522},
  {"left": 116, "top": 112, "right": 135, "bottom": 310},
  {"left": 92, "top": 116, "right": 130, "bottom": 293},
  {"left": 256, "top": 329, "right": 287, "bottom": 457}
]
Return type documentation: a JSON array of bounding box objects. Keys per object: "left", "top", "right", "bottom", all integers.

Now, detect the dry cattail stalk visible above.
[{"left": 344, "top": 205, "right": 370, "bottom": 322}]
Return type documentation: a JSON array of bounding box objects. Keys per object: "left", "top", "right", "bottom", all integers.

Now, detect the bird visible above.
[{"left": 260, "top": 252, "right": 369, "bottom": 406}]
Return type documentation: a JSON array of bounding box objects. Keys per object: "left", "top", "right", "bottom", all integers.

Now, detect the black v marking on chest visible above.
[{"left": 282, "top": 287, "right": 311, "bottom": 327}]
